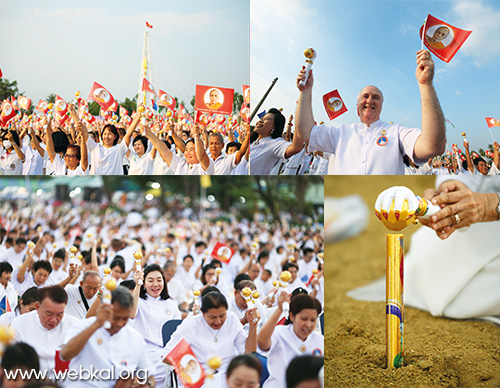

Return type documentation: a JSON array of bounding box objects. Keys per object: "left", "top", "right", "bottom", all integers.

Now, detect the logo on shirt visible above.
[
  {"left": 312, "top": 348, "right": 323, "bottom": 357},
  {"left": 96, "top": 338, "right": 103, "bottom": 345},
  {"left": 376, "top": 136, "right": 388, "bottom": 147},
  {"left": 10, "top": 164, "right": 15, "bottom": 169},
  {"left": 166, "top": 308, "right": 172, "bottom": 315},
  {"left": 120, "top": 360, "right": 128, "bottom": 367}
]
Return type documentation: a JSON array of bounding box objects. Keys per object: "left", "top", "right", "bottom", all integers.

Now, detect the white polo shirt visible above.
[
  {"left": 210, "top": 152, "right": 237, "bottom": 175},
  {"left": 128, "top": 151, "right": 154, "bottom": 175},
  {"left": 22, "top": 138, "right": 45, "bottom": 175},
  {"left": 250, "top": 137, "right": 291, "bottom": 175},
  {"left": 66, "top": 164, "right": 88, "bottom": 176},
  {"left": 308, "top": 119, "right": 421, "bottom": 175},
  {"left": 62, "top": 317, "right": 154, "bottom": 388},
  {"left": 169, "top": 153, "right": 215, "bottom": 175},
  {"left": 264, "top": 324, "right": 324, "bottom": 388},
  {"left": 64, "top": 284, "right": 98, "bottom": 319},
  {"left": 11, "top": 268, "right": 49, "bottom": 295},
  {"left": 11, "top": 310, "right": 80, "bottom": 379},
  {"left": 227, "top": 296, "right": 268, "bottom": 335},
  {"left": 0, "top": 247, "right": 25, "bottom": 268},
  {"left": 87, "top": 138, "right": 128, "bottom": 175},
  {"left": 0, "top": 148, "right": 23, "bottom": 175},
  {"left": 46, "top": 154, "right": 67, "bottom": 175},
  {"left": 231, "top": 156, "right": 248, "bottom": 175}
]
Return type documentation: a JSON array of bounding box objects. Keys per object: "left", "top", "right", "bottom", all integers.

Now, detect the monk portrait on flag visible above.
[
  {"left": 160, "top": 93, "right": 173, "bottom": 106},
  {"left": 93, "top": 88, "right": 110, "bottom": 104},
  {"left": 426, "top": 25, "right": 451, "bottom": 49},
  {"left": 205, "top": 88, "right": 223, "bottom": 109},
  {"left": 327, "top": 97, "right": 343, "bottom": 112},
  {"left": 294, "top": 49, "right": 446, "bottom": 175}
]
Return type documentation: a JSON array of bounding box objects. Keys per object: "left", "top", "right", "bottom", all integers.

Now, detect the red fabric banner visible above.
[
  {"left": 88, "top": 82, "right": 116, "bottom": 111},
  {"left": 36, "top": 100, "right": 49, "bottom": 114},
  {"left": 211, "top": 242, "right": 234, "bottom": 264},
  {"left": 485, "top": 117, "right": 500, "bottom": 128},
  {"left": 158, "top": 89, "right": 176, "bottom": 110},
  {"left": 240, "top": 103, "right": 250, "bottom": 123},
  {"left": 195, "top": 85, "right": 234, "bottom": 115},
  {"left": 18, "top": 95, "right": 31, "bottom": 111},
  {"left": 419, "top": 14, "right": 472, "bottom": 63},
  {"left": 242, "top": 85, "right": 250, "bottom": 105},
  {"left": 1, "top": 100, "right": 16, "bottom": 124},
  {"left": 195, "top": 111, "right": 209, "bottom": 125},
  {"left": 142, "top": 78, "right": 157, "bottom": 96},
  {"left": 322, "top": 89, "right": 348, "bottom": 120},
  {"left": 165, "top": 339, "right": 206, "bottom": 388}
]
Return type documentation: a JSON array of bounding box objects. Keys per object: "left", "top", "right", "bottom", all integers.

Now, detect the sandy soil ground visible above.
[{"left": 324, "top": 176, "right": 500, "bottom": 388}]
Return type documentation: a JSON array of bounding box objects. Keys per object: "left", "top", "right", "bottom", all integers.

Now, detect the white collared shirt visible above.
[
  {"left": 210, "top": 152, "right": 237, "bottom": 175},
  {"left": 250, "top": 137, "right": 291, "bottom": 175},
  {"left": 87, "top": 138, "right": 128, "bottom": 175},
  {"left": 0, "top": 148, "right": 23, "bottom": 175},
  {"left": 64, "top": 284, "right": 98, "bottom": 319},
  {"left": 169, "top": 153, "right": 215, "bottom": 175},
  {"left": 264, "top": 324, "right": 324, "bottom": 388},
  {"left": 12, "top": 310, "right": 80, "bottom": 379},
  {"left": 62, "top": 317, "right": 154, "bottom": 388},
  {"left": 308, "top": 119, "right": 421, "bottom": 175}
]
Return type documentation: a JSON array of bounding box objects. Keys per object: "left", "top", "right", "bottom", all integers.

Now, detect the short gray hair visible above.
[
  {"left": 111, "top": 286, "right": 133, "bottom": 308},
  {"left": 82, "top": 270, "right": 100, "bottom": 283},
  {"left": 209, "top": 132, "right": 224, "bottom": 144}
]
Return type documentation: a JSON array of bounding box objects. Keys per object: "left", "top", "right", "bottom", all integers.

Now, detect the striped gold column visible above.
[{"left": 386, "top": 233, "right": 404, "bottom": 368}]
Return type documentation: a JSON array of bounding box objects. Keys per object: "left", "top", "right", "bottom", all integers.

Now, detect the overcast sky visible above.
[
  {"left": 251, "top": 0, "right": 500, "bottom": 151},
  {"left": 0, "top": 0, "right": 249, "bottom": 109}
]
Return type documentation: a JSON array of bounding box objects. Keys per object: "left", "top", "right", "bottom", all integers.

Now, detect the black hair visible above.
[
  {"left": 2, "top": 130, "right": 21, "bottom": 148},
  {"left": 101, "top": 124, "right": 119, "bottom": 146},
  {"left": 233, "top": 273, "right": 251, "bottom": 289},
  {"left": 195, "top": 241, "right": 207, "bottom": 249},
  {"left": 268, "top": 108, "right": 285, "bottom": 139},
  {"left": 302, "top": 247, "right": 315, "bottom": 256},
  {"left": 20, "top": 286, "right": 39, "bottom": 306},
  {"left": 225, "top": 141, "right": 241, "bottom": 153},
  {"left": 183, "top": 255, "right": 194, "bottom": 263},
  {"left": 226, "top": 354, "right": 262, "bottom": 380},
  {"left": 1, "top": 342, "right": 40, "bottom": 373},
  {"left": 15, "top": 237, "right": 27, "bottom": 246},
  {"left": 38, "top": 285, "right": 67, "bottom": 304},
  {"left": 200, "top": 291, "right": 228, "bottom": 313},
  {"left": 65, "top": 144, "right": 81, "bottom": 160},
  {"left": 133, "top": 135, "right": 148, "bottom": 151},
  {"left": 286, "top": 355, "right": 324, "bottom": 388},
  {"left": 0, "top": 261, "right": 13, "bottom": 275},
  {"left": 51, "top": 131, "right": 70, "bottom": 154},
  {"left": 53, "top": 248, "right": 66, "bottom": 260},
  {"left": 120, "top": 279, "right": 136, "bottom": 290},
  {"left": 110, "top": 257, "right": 125, "bottom": 273},
  {"left": 139, "top": 263, "right": 170, "bottom": 300},
  {"left": 234, "top": 279, "right": 256, "bottom": 292},
  {"left": 200, "top": 263, "right": 216, "bottom": 286},
  {"left": 112, "top": 286, "right": 134, "bottom": 308},
  {"left": 290, "top": 294, "right": 322, "bottom": 317},
  {"left": 283, "top": 261, "right": 299, "bottom": 272},
  {"left": 201, "top": 286, "right": 220, "bottom": 298},
  {"left": 473, "top": 156, "right": 487, "bottom": 167},
  {"left": 33, "top": 260, "right": 53, "bottom": 275},
  {"left": 257, "top": 250, "right": 270, "bottom": 262}
]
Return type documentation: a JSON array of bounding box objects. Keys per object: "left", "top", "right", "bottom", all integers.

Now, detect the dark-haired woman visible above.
[
  {"left": 163, "top": 291, "right": 260, "bottom": 387},
  {"left": 132, "top": 263, "right": 181, "bottom": 387},
  {"left": 82, "top": 110, "right": 140, "bottom": 175},
  {"left": 0, "top": 286, "right": 38, "bottom": 326},
  {"left": 0, "top": 130, "right": 24, "bottom": 174},
  {"left": 226, "top": 354, "right": 262, "bottom": 388},
  {"left": 128, "top": 135, "right": 154, "bottom": 175},
  {"left": 258, "top": 293, "right": 323, "bottom": 388},
  {"left": 249, "top": 108, "right": 303, "bottom": 175}
]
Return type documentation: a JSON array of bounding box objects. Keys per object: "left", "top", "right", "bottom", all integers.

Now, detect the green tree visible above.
[
  {"left": 0, "top": 79, "right": 21, "bottom": 100},
  {"left": 232, "top": 92, "right": 243, "bottom": 115},
  {"left": 88, "top": 101, "right": 101, "bottom": 116},
  {"left": 46, "top": 94, "right": 56, "bottom": 104},
  {"left": 118, "top": 95, "right": 138, "bottom": 116}
]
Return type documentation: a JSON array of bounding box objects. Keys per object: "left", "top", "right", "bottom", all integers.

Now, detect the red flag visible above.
[
  {"left": 146, "top": 21, "right": 153, "bottom": 29},
  {"left": 195, "top": 111, "right": 209, "bottom": 125},
  {"left": 119, "top": 106, "right": 128, "bottom": 117},
  {"left": 0, "top": 68, "right": 2, "bottom": 78},
  {"left": 0, "top": 295, "right": 11, "bottom": 315},
  {"left": 195, "top": 85, "right": 234, "bottom": 115},
  {"left": 485, "top": 117, "right": 500, "bottom": 128},
  {"left": 78, "top": 100, "right": 89, "bottom": 120},
  {"left": 0, "top": 100, "right": 16, "bottom": 124},
  {"left": 211, "top": 242, "right": 234, "bottom": 264},
  {"left": 486, "top": 150, "right": 493, "bottom": 158},
  {"left": 88, "top": 82, "right": 116, "bottom": 111},
  {"left": 215, "top": 114, "right": 226, "bottom": 125},
  {"left": 158, "top": 89, "right": 176, "bottom": 110},
  {"left": 239, "top": 103, "right": 250, "bottom": 123},
  {"left": 18, "top": 95, "right": 31, "bottom": 111},
  {"left": 242, "top": 85, "right": 250, "bottom": 105},
  {"left": 142, "top": 78, "right": 157, "bottom": 96},
  {"left": 54, "top": 95, "right": 68, "bottom": 116},
  {"left": 165, "top": 339, "right": 205, "bottom": 388},
  {"left": 178, "top": 104, "right": 192, "bottom": 122},
  {"left": 10, "top": 96, "right": 20, "bottom": 111},
  {"left": 36, "top": 99, "right": 49, "bottom": 114},
  {"left": 322, "top": 89, "right": 348, "bottom": 120},
  {"left": 419, "top": 14, "right": 472, "bottom": 63},
  {"left": 107, "top": 101, "right": 118, "bottom": 112}
]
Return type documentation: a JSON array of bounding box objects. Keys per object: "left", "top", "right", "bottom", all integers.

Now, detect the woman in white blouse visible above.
[
  {"left": 132, "top": 263, "right": 181, "bottom": 388},
  {"left": 163, "top": 291, "right": 260, "bottom": 387}
]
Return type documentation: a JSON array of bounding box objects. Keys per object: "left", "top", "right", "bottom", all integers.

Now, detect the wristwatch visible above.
[{"left": 496, "top": 193, "right": 500, "bottom": 220}]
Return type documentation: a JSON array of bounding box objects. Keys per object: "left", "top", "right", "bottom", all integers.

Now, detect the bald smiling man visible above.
[{"left": 294, "top": 49, "right": 446, "bottom": 175}]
